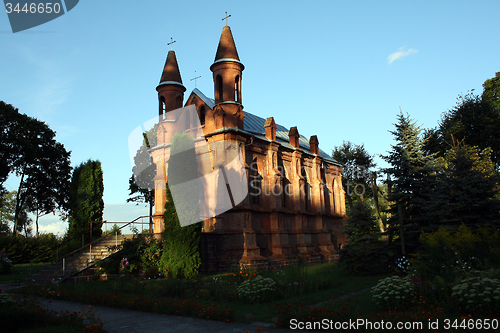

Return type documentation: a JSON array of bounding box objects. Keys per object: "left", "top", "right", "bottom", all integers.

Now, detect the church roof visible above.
[
  {"left": 159, "top": 50, "right": 183, "bottom": 84},
  {"left": 214, "top": 26, "right": 240, "bottom": 62},
  {"left": 244, "top": 112, "right": 336, "bottom": 162},
  {"left": 190, "top": 89, "right": 338, "bottom": 164}
]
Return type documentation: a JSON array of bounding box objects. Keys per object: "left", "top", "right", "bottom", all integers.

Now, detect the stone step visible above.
[{"left": 29, "top": 234, "right": 132, "bottom": 284}]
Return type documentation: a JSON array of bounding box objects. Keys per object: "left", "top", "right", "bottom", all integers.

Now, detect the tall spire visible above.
[
  {"left": 214, "top": 26, "right": 240, "bottom": 62},
  {"left": 159, "top": 50, "right": 183, "bottom": 84}
]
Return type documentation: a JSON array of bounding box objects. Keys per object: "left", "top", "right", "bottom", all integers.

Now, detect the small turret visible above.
[
  {"left": 210, "top": 25, "right": 245, "bottom": 129},
  {"left": 156, "top": 50, "right": 186, "bottom": 119}
]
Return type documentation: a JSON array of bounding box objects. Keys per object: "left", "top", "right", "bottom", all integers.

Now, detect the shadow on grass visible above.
[
  {"left": 15, "top": 261, "right": 391, "bottom": 324},
  {"left": 0, "top": 263, "right": 52, "bottom": 284}
]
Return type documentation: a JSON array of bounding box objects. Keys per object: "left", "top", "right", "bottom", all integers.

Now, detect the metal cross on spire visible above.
[
  {"left": 167, "top": 37, "right": 176, "bottom": 51},
  {"left": 222, "top": 11, "right": 231, "bottom": 26},
  {"left": 190, "top": 71, "right": 201, "bottom": 88}
]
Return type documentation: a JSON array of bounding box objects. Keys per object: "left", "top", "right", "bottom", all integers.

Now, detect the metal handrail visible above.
[{"left": 55, "top": 215, "right": 152, "bottom": 262}]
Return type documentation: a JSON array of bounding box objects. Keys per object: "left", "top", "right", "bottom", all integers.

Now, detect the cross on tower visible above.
[
  {"left": 167, "top": 37, "right": 176, "bottom": 51},
  {"left": 191, "top": 71, "right": 201, "bottom": 88},
  {"left": 222, "top": 11, "right": 231, "bottom": 26}
]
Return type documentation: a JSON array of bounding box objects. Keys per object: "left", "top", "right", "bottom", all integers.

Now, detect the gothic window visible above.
[
  {"left": 159, "top": 96, "right": 166, "bottom": 119},
  {"left": 282, "top": 177, "right": 290, "bottom": 208},
  {"left": 332, "top": 178, "right": 337, "bottom": 214},
  {"left": 235, "top": 75, "right": 241, "bottom": 102},
  {"left": 250, "top": 158, "right": 261, "bottom": 205},
  {"left": 184, "top": 108, "right": 191, "bottom": 131},
  {"left": 324, "top": 183, "right": 331, "bottom": 214},
  {"left": 305, "top": 183, "right": 311, "bottom": 211},
  {"left": 216, "top": 75, "right": 223, "bottom": 103},
  {"left": 199, "top": 106, "right": 206, "bottom": 125},
  {"left": 302, "top": 167, "right": 311, "bottom": 211}
]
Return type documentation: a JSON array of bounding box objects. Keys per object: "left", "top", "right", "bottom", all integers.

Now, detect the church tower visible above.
[
  {"left": 157, "top": 49, "right": 186, "bottom": 120},
  {"left": 210, "top": 25, "right": 245, "bottom": 129},
  {"left": 151, "top": 48, "right": 186, "bottom": 233}
]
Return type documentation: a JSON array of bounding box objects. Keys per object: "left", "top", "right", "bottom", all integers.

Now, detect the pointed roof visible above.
[
  {"left": 159, "top": 50, "right": 183, "bottom": 84},
  {"left": 214, "top": 26, "right": 240, "bottom": 62}
]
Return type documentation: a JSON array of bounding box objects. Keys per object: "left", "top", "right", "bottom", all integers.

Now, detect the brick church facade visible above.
[{"left": 150, "top": 24, "right": 346, "bottom": 272}]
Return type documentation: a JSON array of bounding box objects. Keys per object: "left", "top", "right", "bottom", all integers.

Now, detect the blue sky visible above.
[{"left": 2, "top": 1, "right": 499, "bottom": 236}]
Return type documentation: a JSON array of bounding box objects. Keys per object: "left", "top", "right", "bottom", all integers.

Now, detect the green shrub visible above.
[
  {"left": 159, "top": 184, "right": 201, "bottom": 280},
  {"left": 410, "top": 225, "right": 500, "bottom": 282},
  {"left": 339, "top": 201, "right": 392, "bottom": 275},
  {"left": 237, "top": 275, "right": 278, "bottom": 303},
  {"left": 95, "top": 234, "right": 163, "bottom": 276},
  {"left": 103, "top": 223, "right": 122, "bottom": 236},
  {"left": 159, "top": 133, "right": 202, "bottom": 280},
  {"left": 0, "top": 234, "right": 59, "bottom": 264},
  {"left": 0, "top": 289, "right": 16, "bottom": 307},
  {"left": 138, "top": 237, "right": 162, "bottom": 275},
  {"left": 94, "top": 236, "right": 142, "bottom": 274},
  {"left": 0, "top": 253, "right": 13, "bottom": 274},
  {"left": 371, "top": 275, "right": 415, "bottom": 310},
  {"left": 451, "top": 276, "right": 500, "bottom": 315}
]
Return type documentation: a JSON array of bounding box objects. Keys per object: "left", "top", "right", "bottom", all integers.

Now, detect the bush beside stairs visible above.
[{"left": 29, "top": 234, "right": 127, "bottom": 285}]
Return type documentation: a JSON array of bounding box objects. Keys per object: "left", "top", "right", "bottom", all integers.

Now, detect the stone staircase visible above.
[{"left": 30, "top": 234, "right": 126, "bottom": 285}]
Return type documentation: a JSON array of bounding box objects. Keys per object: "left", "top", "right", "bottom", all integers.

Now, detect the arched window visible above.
[
  {"left": 199, "top": 106, "right": 205, "bottom": 125},
  {"left": 235, "top": 75, "right": 240, "bottom": 102},
  {"left": 282, "top": 177, "right": 290, "bottom": 208},
  {"left": 216, "top": 75, "right": 223, "bottom": 103},
  {"left": 302, "top": 167, "right": 311, "bottom": 211},
  {"left": 332, "top": 179, "right": 337, "bottom": 214},
  {"left": 324, "top": 183, "right": 331, "bottom": 214},
  {"left": 159, "top": 96, "right": 166, "bottom": 119},
  {"left": 250, "top": 158, "right": 260, "bottom": 205},
  {"left": 184, "top": 108, "right": 191, "bottom": 131},
  {"left": 176, "top": 96, "right": 182, "bottom": 109}
]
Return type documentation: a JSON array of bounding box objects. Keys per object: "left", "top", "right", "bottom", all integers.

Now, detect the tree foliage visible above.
[
  {"left": 128, "top": 126, "right": 157, "bottom": 228},
  {"left": 438, "top": 92, "right": 500, "bottom": 165},
  {"left": 0, "top": 101, "right": 72, "bottom": 236},
  {"left": 339, "top": 200, "right": 390, "bottom": 275},
  {"left": 332, "top": 141, "right": 376, "bottom": 212},
  {"left": 425, "top": 142, "right": 500, "bottom": 229},
  {"left": 0, "top": 191, "right": 16, "bottom": 234},
  {"left": 382, "top": 111, "right": 438, "bottom": 249},
  {"left": 68, "top": 160, "right": 104, "bottom": 241},
  {"left": 482, "top": 71, "right": 500, "bottom": 112}
]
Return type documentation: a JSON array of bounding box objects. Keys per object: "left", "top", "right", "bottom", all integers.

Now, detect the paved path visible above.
[{"left": 1, "top": 283, "right": 316, "bottom": 333}]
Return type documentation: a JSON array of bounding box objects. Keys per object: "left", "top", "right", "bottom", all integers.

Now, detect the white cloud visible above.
[
  {"left": 388, "top": 47, "right": 418, "bottom": 64},
  {"left": 39, "top": 221, "right": 68, "bottom": 237}
]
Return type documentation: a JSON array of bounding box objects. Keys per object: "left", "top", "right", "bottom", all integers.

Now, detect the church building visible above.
[{"left": 149, "top": 23, "right": 347, "bottom": 272}]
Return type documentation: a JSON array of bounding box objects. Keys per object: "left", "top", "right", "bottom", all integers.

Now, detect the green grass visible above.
[
  {"left": 0, "top": 263, "right": 51, "bottom": 284},
  {"left": 41, "top": 261, "right": 391, "bottom": 324}
]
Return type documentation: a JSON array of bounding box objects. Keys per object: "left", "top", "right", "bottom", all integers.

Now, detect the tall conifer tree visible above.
[
  {"left": 68, "top": 160, "right": 104, "bottom": 241},
  {"left": 159, "top": 133, "right": 201, "bottom": 279},
  {"left": 382, "top": 112, "right": 437, "bottom": 249}
]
